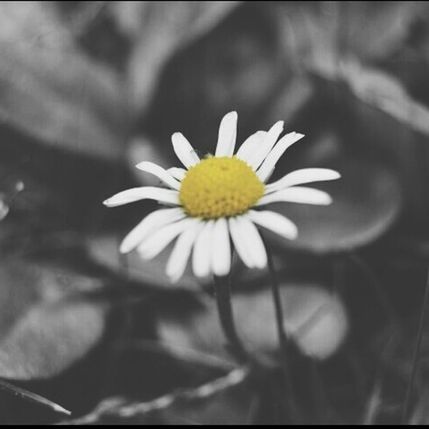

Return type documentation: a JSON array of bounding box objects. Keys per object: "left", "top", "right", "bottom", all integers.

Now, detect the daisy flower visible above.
[{"left": 104, "top": 112, "right": 340, "bottom": 283}]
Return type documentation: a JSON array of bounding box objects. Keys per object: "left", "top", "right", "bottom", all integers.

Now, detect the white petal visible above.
[
  {"left": 166, "top": 221, "right": 203, "bottom": 282},
  {"left": 136, "top": 161, "right": 181, "bottom": 190},
  {"left": 257, "top": 186, "right": 333, "bottom": 206},
  {"left": 171, "top": 133, "right": 200, "bottom": 168},
  {"left": 248, "top": 210, "right": 297, "bottom": 240},
  {"left": 137, "top": 218, "right": 194, "bottom": 260},
  {"left": 167, "top": 167, "right": 187, "bottom": 181},
  {"left": 103, "top": 186, "right": 179, "bottom": 207},
  {"left": 211, "top": 218, "right": 231, "bottom": 277},
  {"left": 238, "top": 216, "right": 267, "bottom": 269},
  {"left": 257, "top": 132, "right": 305, "bottom": 182},
  {"left": 228, "top": 217, "right": 255, "bottom": 268},
  {"left": 265, "top": 168, "right": 340, "bottom": 193},
  {"left": 193, "top": 220, "right": 215, "bottom": 278},
  {"left": 215, "top": 111, "right": 238, "bottom": 157},
  {"left": 120, "top": 208, "right": 185, "bottom": 253},
  {"left": 235, "top": 131, "right": 267, "bottom": 163},
  {"left": 245, "top": 121, "right": 284, "bottom": 170}
]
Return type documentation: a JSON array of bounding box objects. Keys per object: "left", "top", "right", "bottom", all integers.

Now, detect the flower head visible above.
[{"left": 104, "top": 112, "right": 340, "bottom": 282}]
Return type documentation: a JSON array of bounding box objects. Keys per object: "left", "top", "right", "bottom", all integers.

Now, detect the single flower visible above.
[{"left": 104, "top": 112, "right": 340, "bottom": 282}]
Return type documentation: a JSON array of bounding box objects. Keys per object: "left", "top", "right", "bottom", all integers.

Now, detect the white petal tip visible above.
[
  {"left": 138, "top": 252, "right": 151, "bottom": 261},
  {"left": 119, "top": 244, "right": 130, "bottom": 254},
  {"left": 136, "top": 248, "right": 150, "bottom": 259},
  {"left": 193, "top": 270, "right": 211, "bottom": 280},
  {"left": 135, "top": 161, "right": 147, "bottom": 170},
  {"left": 323, "top": 196, "right": 333, "bottom": 205},
  {"left": 168, "top": 274, "right": 181, "bottom": 284},
  {"left": 103, "top": 199, "right": 111, "bottom": 206},
  {"left": 289, "top": 226, "right": 299, "bottom": 240},
  {"left": 214, "top": 271, "right": 230, "bottom": 279},
  {"left": 255, "top": 260, "right": 267, "bottom": 270}
]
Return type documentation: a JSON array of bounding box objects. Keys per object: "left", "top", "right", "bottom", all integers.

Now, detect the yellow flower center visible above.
[{"left": 179, "top": 156, "right": 265, "bottom": 219}]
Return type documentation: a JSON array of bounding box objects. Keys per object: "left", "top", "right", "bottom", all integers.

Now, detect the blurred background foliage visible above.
[{"left": 1, "top": 0, "right": 429, "bottom": 424}]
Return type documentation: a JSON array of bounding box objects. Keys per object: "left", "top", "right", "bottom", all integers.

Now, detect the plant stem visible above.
[
  {"left": 213, "top": 274, "right": 250, "bottom": 364},
  {"left": 402, "top": 266, "right": 429, "bottom": 423},
  {"left": 264, "top": 239, "right": 289, "bottom": 352},
  {"left": 263, "top": 234, "right": 300, "bottom": 423}
]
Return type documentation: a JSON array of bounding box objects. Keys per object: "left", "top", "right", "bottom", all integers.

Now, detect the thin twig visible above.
[
  {"left": 0, "top": 379, "right": 70, "bottom": 417},
  {"left": 60, "top": 367, "right": 249, "bottom": 425},
  {"left": 401, "top": 266, "right": 429, "bottom": 423}
]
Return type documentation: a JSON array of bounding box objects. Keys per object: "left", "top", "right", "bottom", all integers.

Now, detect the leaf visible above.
[
  {"left": 0, "top": 255, "right": 108, "bottom": 381},
  {"left": 309, "top": 61, "right": 429, "bottom": 224},
  {"left": 157, "top": 283, "right": 349, "bottom": 361},
  {"left": 116, "top": 1, "right": 242, "bottom": 113},
  {"left": 314, "top": 59, "right": 429, "bottom": 137},
  {"left": 0, "top": 298, "right": 107, "bottom": 380},
  {"left": 268, "top": 157, "right": 402, "bottom": 254},
  {"left": 275, "top": 2, "right": 428, "bottom": 70},
  {"left": 0, "top": 2, "right": 127, "bottom": 160},
  {"left": 337, "top": 2, "right": 427, "bottom": 61}
]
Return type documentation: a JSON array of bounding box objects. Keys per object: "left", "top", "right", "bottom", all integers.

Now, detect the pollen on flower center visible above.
[{"left": 179, "top": 156, "right": 265, "bottom": 219}]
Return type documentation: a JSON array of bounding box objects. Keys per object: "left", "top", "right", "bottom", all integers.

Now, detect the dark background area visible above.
[{"left": 0, "top": 1, "right": 429, "bottom": 424}]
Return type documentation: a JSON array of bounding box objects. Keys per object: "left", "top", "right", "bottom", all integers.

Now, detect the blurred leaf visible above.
[
  {"left": 0, "top": 1, "right": 127, "bottom": 160},
  {"left": 157, "top": 283, "right": 348, "bottom": 361},
  {"left": 0, "top": 255, "right": 108, "bottom": 381},
  {"left": 281, "top": 285, "right": 348, "bottom": 360},
  {"left": 134, "top": 2, "right": 287, "bottom": 155},
  {"left": 115, "top": 1, "right": 242, "bottom": 113},
  {"left": 310, "top": 61, "right": 429, "bottom": 225},
  {"left": 269, "top": 158, "right": 402, "bottom": 254},
  {"left": 337, "top": 1, "right": 427, "bottom": 61},
  {"left": 0, "top": 298, "right": 107, "bottom": 380},
  {"left": 315, "top": 59, "right": 429, "bottom": 137},
  {"left": 275, "top": 2, "right": 428, "bottom": 70}
]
